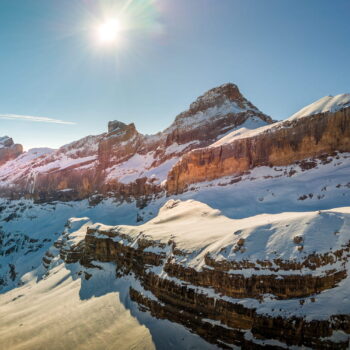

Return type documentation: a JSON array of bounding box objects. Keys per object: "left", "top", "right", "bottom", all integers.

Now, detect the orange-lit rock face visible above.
[{"left": 167, "top": 107, "right": 350, "bottom": 194}]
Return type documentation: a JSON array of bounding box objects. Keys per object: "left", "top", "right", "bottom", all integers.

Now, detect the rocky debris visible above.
[
  {"left": 233, "top": 238, "right": 245, "bottom": 252},
  {"left": 167, "top": 106, "right": 350, "bottom": 194},
  {"left": 0, "top": 226, "right": 52, "bottom": 288},
  {"left": 0, "top": 230, "right": 45, "bottom": 257},
  {"left": 294, "top": 236, "right": 303, "bottom": 244}
]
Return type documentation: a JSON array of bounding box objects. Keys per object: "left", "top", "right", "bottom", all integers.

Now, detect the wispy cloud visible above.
[{"left": 0, "top": 113, "right": 76, "bottom": 125}]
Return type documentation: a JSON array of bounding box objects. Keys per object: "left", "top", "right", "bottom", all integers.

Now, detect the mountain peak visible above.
[
  {"left": 167, "top": 83, "right": 272, "bottom": 139},
  {"left": 188, "top": 82, "right": 249, "bottom": 113},
  {"left": 108, "top": 120, "right": 130, "bottom": 133},
  {"left": 107, "top": 120, "right": 139, "bottom": 139}
]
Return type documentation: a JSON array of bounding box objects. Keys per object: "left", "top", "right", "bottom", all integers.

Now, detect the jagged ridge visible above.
[{"left": 0, "top": 83, "right": 272, "bottom": 202}]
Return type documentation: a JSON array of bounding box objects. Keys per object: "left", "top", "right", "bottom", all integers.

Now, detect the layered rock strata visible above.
[
  {"left": 47, "top": 201, "right": 350, "bottom": 349},
  {"left": 167, "top": 106, "right": 350, "bottom": 194}
]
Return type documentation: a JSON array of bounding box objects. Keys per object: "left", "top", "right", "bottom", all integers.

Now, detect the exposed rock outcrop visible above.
[
  {"left": 99, "top": 121, "right": 142, "bottom": 169},
  {"left": 0, "top": 136, "right": 23, "bottom": 166}
]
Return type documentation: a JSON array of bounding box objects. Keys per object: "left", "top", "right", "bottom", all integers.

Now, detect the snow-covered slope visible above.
[
  {"left": 289, "top": 93, "right": 350, "bottom": 121},
  {"left": 0, "top": 259, "right": 217, "bottom": 350},
  {"left": 0, "top": 148, "right": 57, "bottom": 190},
  {"left": 0, "top": 263, "right": 156, "bottom": 350},
  {"left": 93, "top": 199, "right": 350, "bottom": 274}
]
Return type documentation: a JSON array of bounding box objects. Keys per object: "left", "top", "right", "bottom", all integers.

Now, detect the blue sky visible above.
[{"left": 0, "top": 0, "right": 349, "bottom": 150}]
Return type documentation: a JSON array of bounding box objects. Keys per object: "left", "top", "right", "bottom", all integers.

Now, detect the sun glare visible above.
[{"left": 97, "top": 19, "right": 120, "bottom": 44}]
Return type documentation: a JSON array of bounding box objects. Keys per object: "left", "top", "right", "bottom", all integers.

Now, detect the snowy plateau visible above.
[{"left": 0, "top": 84, "right": 350, "bottom": 350}]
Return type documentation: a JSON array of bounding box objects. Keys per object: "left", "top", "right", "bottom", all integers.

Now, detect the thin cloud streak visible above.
[{"left": 0, "top": 114, "right": 76, "bottom": 125}]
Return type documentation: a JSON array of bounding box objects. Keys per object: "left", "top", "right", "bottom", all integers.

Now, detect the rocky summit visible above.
[{"left": 1, "top": 84, "right": 350, "bottom": 350}]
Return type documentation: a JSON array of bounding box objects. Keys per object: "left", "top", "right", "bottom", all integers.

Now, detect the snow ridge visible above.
[{"left": 288, "top": 93, "right": 350, "bottom": 121}]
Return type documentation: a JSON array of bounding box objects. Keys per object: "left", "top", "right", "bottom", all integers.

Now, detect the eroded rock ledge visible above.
[{"left": 44, "top": 200, "right": 350, "bottom": 349}]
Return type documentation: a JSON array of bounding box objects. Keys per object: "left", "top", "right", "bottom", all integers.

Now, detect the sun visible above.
[{"left": 96, "top": 19, "right": 121, "bottom": 44}]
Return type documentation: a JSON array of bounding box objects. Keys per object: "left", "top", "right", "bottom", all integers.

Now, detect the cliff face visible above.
[
  {"left": 167, "top": 106, "right": 350, "bottom": 194},
  {"left": 0, "top": 136, "right": 23, "bottom": 166},
  {"left": 0, "top": 83, "right": 272, "bottom": 202},
  {"left": 44, "top": 200, "right": 350, "bottom": 349}
]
